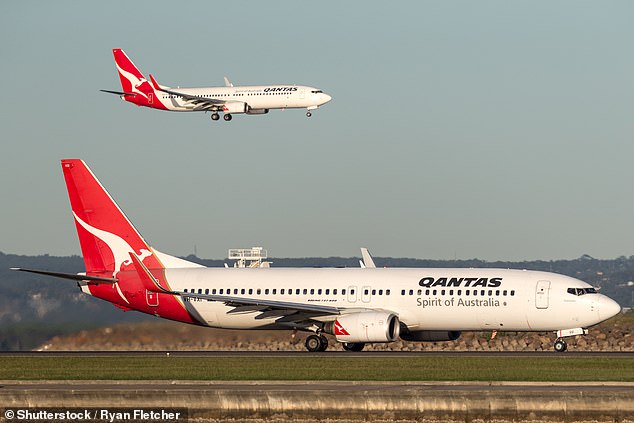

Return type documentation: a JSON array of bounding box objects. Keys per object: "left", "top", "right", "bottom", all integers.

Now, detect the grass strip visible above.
[{"left": 0, "top": 356, "right": 632, "bottom": 381}]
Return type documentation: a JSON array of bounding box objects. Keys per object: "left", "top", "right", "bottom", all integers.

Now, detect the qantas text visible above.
[
  {"left": 419, "top": 277, "right": 503, "bottom": 288},
  {"left": 263, "top": 87, "right": 298, "bottom": 92}
]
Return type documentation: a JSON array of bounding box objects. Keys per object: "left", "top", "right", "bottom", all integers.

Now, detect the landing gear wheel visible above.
[
  {"left": 342, "top": 342, "right": 365, "bottom": 352},
  {"left": 223, "top": 114, "right": 232, "bottom": 121},
  {"left": 211, "top": 113, "right": 220, "bottom": 121},
  {"left": 305, "top": 335, "right": 324, "bottom": 352},
  {"left": 554, "top": 338, "right": 567, "bottom": 353},
  {"left": 318, "top": 335, "right": 329, "bottom": 352},
  {"left": 306, "top": 111, "right": 312, "bottom": 118}
]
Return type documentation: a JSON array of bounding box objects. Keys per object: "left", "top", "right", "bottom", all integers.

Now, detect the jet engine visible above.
[
  {"left": 399, "top": 330, "right": 461, "bottom": 342},
  {"left": 324, "top": 311, "right": 400, "bottom": 343},
  {"left": 222, "top": 102, "right": 248, "bottom": 114}
]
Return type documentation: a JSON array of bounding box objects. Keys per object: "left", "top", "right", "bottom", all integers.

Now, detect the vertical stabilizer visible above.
[{"left": 61, "top": 159, "right": 160, "bottom": 275}]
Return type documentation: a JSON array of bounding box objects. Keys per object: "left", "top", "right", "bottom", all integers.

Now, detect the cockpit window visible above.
[
  {"left": 567, "top": 287, "right": 598, "bottom": 296},
  {"left": 311, "top": 90, "right": 323, "bottom": 94}
]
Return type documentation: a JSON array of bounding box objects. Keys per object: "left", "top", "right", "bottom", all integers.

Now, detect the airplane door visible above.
[
  {"left": 147, "top": 93, "right": 154, "bottom": 105},
  {"left": 535, "top": 280, "right": 550, "bottom": 309},
  {"left": 361, "top": 286, "right": 371, "bottom": 303},
  {"left": 146, "top": 290, "right": 159, "bottom": 307},
  {"left": 347, "top": 286, "right": 357, "bottom": 303}
]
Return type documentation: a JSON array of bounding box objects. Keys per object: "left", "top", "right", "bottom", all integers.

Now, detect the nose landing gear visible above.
[{"left": 554, "top": 338, "right": 567, "bottom": 352}]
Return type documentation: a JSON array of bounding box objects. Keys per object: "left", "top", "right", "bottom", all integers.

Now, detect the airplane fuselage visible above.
[
  {"left": 80, "top": 266, "right": 618, "bottom": 333},
  {"left": 141, "top": 85, "right": 330, "bottom": 113}
]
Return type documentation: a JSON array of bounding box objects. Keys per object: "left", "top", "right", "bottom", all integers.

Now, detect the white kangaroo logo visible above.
[
  {"left": 115, "top": 62, "right": 149, "bottom": 100},
  {"left": 74, "top": 212, "right": 152, "bottom": 304}
]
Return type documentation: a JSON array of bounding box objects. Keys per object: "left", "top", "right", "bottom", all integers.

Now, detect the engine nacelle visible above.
[
  {"left": 324, "top": 311, "right": 400, "bottom": 343},
  {"left": 400, "top": 330, "right": 461, "bottom": 342},
  {"left": 246, "top": 108, "right": 269, "bottom": 115},
  {"left": 223, "top": 102, "right": 248, "bottom": 114}
]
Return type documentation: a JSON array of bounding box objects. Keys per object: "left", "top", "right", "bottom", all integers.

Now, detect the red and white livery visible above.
[
  {"left": 101, "top": 49, "right": 332, "bottom": 121},
  {"left": 14, "top": 160, "right": 621, "bottom": 352}
]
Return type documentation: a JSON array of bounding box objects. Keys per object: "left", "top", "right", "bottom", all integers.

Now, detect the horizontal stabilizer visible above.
[
  {"left": 100, "top": 89, "right": 136, "bottom": 97},
  {"left": 11, "top": 268, "right": 118, "bottom": 283}
]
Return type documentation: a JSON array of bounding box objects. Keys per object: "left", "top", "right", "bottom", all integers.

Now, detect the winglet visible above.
[
  {"left": 148, "top": 74, "right": 163, "bottom": 91},
  {"left": 128, "top": 252, "right": 172, "bottom": 294},
  {"left": 360, "top": 248, "right": 376, "bottom": 268}
]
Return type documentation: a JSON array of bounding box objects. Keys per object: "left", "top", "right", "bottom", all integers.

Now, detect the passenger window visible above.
[
  {"left": 310, "top": 289, "right": 314, "bottom": 295},
  {"left": 257, "top": 289, "right": 261, "bottom": 295},
  {"left": 417, "top": 289, "right": 422, "bottom": 295},
  {"left": 272, "top": 289, "right": 276, "bottom": 295},
  {"left": 449, "top": 290, "right": 453, "bottom": 295},
  {"left": 441, "top": 290, "right": 445, "bottom": 295},
  {"left": 325, "top": 289, "right": 330, "bottom": 295},
  {"left": 510, "top": 290, "right": 515, "bottom": 296},
  {"left": 371, "top": 289, "right": 375, "bottom": 295},
  {"left": 401, "top": 290, "right": 406, "bottom": 295},
  {"left": 386, "top": 289, "right": 390, "bottom": 295},
  {"left": 409, "top": 290, "right": 414, "bottom": 295},
  {"left": 378, "top": 289, "right": 383, "bottom": 295},
  {"left": 457, "top": 290, "right": 461, "bottom": 295},
  {"left": 433, "top": 290, "right": 437, "bottom": 295},
  {"left": 249, "top": 289, "right": 253, "bottom": 295},
  {"left": 318, "top": 289, "right": 322, "bottom": 295},
  {"left": 198, "top": 289, "right": 202, "bottom": 294},
  {"left": 303, "top": 289, "right": 308, "bottom": 295},
  {"left": 334, "top": 289, "right": 338, "bottom": 295}
]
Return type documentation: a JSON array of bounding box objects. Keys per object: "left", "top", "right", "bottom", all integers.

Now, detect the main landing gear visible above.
[
  {"left": 342, "top": 342, "right": 365, "bottom": 352},
  {"left": 210, "top": 113, "right": 231, "bottom": 122},
  {"left": 305, "top": 334, "right": 328, "bottom": 352}
]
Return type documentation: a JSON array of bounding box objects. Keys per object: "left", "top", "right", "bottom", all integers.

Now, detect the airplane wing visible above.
[
  {"left": 128, "top": 253, "right": 342, "bottom": 323},
  {"left": 148, "top": 74, "right": 230, "bottom": 111}
]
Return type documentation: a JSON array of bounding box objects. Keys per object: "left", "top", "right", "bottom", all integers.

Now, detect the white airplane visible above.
[
  {"left": 101, "top": 49, "right": 332, "bottom": 121},
  {"left": 14, "top": 160, "right": 621, "bottom": 352}
]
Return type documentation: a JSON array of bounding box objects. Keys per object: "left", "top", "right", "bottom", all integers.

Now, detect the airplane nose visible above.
[
  {"left": 321, "top": 94, "right": 332, "bottom": 104},
  {"left": 598, "top": 295, "right": 621, "bottom": 321}
]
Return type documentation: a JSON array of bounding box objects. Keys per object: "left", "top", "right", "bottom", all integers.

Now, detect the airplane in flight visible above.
[
  {"left": 101, "top": 49, "right": 332, "bottom": 122},
  {"left": 14, "top": 160, "right": 621, "bottom": 352}
]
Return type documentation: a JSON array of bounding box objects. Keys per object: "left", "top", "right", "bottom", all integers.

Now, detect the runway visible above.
[
  {"left": 0, "top": 350, "right": 632, "bottom": 358},
  {"left": 1, "top": 380, "right": 632, "bottom": 422}
]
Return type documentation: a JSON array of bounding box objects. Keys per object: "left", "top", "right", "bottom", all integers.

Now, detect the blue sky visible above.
[{"left": 1, "top": 1, "right": 634, "bottom": 261}]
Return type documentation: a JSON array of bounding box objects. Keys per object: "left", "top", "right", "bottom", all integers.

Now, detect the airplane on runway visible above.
[
  {"left": 13, "top": 160, "right": 621, "bottom": 352},
  {"left": 101, "top": 49, "right": 332, "bottom": 121}
]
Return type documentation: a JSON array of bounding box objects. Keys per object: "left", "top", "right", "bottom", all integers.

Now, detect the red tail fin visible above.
[
  {"left": 62, "top": 159, "right": 162, "bottom": 276},
  {"left": 112, "top": 49, "right": 152, "bottom": 94}
]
